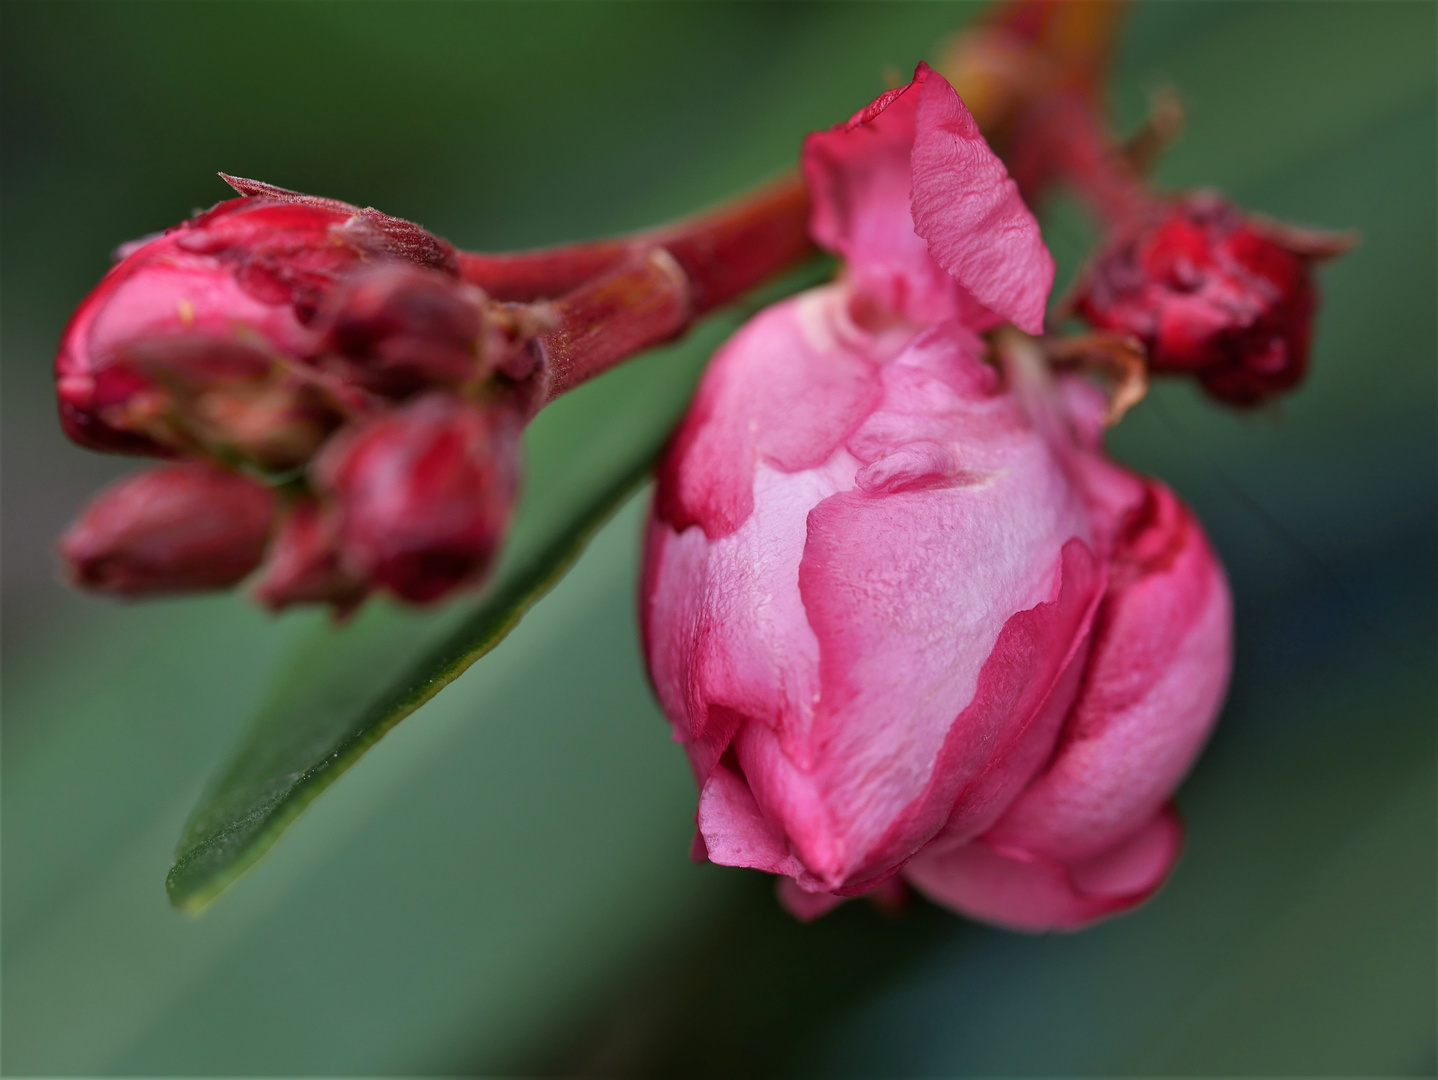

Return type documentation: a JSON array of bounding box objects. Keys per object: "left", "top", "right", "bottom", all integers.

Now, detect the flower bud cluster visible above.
[{"left": 57, "top": 177, "right": 542, "bottom": 610}]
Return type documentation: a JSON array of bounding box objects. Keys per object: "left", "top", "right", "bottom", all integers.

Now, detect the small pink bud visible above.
[
  {"left": 59, "top": 463, "right": 274, "bottom": 596},
  {"left": 1073, "top": 193, "right": 1354, "bottom": 405},
  {"left": 251, "top": 499, "right": 368, "bottom": 613},
  {"left": 313, "top": 393, "right": 520, "bottom": 604}
]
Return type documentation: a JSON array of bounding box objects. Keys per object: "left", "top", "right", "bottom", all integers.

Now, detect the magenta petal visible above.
[
  {"left": 803, "top": 63, "right": 1053, "bottom": 331},
  {"left": 909, "top": 64, "right": 1054, "bottom": 334},
  {"left": 803, "top": 72, "right": 952, "bottom": 324},
  {"left": 904, "top": 805, "right": 1183, "bottom": 932},
  {"left": 985, "top": 483, "right": 1233, "bottom": 861}
]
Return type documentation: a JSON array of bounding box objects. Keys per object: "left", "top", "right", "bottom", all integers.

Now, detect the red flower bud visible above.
[
  {"left": 1072, "top": 193, "right": 1353, "bottom": 405},
  {"left": 251, "top": 498, "right": 368, "bottom": 613},
  {"left": 312, "top": 393, "right": 520, "bottom": 604},
  {"left": 56, "top": 177, "right": 458, "bottom": 457},
  {"left": 316, "top": 265, "right": 488, "bottom": 398},
  {"left": 59, "top": 463, "right": 274, "bottom": 596}
]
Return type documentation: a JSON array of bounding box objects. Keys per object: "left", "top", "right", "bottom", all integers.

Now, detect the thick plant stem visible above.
[
  {"left": 538, "top": 250, "right": 692, "bottom": 401},
  {"left": 458, "top": 173, "right": 813, "bottom": 311}
]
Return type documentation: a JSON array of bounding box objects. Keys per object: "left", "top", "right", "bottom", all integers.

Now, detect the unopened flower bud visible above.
[
  {"left": 1072, "top": 193, "right": 1354, "bottom": 405},
  {"left": 643, "top": 67, "right": 1232, "bottom": 932},
  {"left": 313, "top": 393, "right": 520, "bottom": 604},
  {"left": 56, "top": 176, "right": 459, "bottom": 457},
  {"left": 251, "top": 498, "right": 368, "bottom": 613},
  {"left": 317, "top": 265, "right": 487, "bottom": 398},
  {"left": 59, "top": 463, "right": 274, "bottom": 596}
]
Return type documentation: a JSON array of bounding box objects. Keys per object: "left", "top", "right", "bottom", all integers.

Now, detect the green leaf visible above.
[{"left": 165, "top": 258, "right": 832, "bottom": 914}]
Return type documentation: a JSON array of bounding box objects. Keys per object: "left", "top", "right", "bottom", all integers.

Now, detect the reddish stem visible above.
[{"left": 458, "top": 172, "right": 813, "bottom": 313}]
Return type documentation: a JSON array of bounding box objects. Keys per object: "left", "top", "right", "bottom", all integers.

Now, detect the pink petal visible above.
[
  {"left": 643, "top": 456, "right": 855, "bottom": 787},
  {"left": 776, "top": 878, "right": 848, "bottom": 922},
  {"left": 984, "top": 482, "right": 1233, "bottom": 861},
  {"left": 787, "top": 484, "right": 1096, "bottom": 888},
  {"left": 904, "top": 804, "right": 1183, "bottom": 931},
  {"left": 803, "top": 71, "right": 959, "bottom": 325},
  {"left": 820, "top": 538, "right": 1102, "bottom": 889}
]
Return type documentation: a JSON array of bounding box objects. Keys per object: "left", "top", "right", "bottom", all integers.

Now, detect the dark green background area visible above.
[{"left": 2, "top": 2, "right": 1433, "bottom": 1075}]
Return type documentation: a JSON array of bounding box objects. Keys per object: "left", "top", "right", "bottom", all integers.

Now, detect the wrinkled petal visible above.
[
  {"left": 909, "top": 62, "right": 1054, "bottom": 333},
  {"left": 905, "top": 804, "right": 1183, "bottom": 931},
  {"left": 803, "top": 63, "right": 1052, "bottom": 331}
]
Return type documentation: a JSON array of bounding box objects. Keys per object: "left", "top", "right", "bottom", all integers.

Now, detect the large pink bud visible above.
[
  {"left": 55, "top": 175, "right": 460, "bottom": 458},
  {"left": 640, "top": 66, "right": 1232, "bottom": 931}
]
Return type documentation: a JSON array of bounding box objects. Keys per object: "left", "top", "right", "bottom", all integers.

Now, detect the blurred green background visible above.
[{"left": 3, "top": 2, "right": 1433, "bottom": 1075}]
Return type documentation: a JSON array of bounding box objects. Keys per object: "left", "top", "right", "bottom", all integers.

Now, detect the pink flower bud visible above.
[
  {"left": 1073, "top": 193, "right": 1354, "bottom": 405},
  {"left": 641, "top": 67, "right": 1232, "bottom": 931},
  {"left": 56, "top": 177, "right": 459, "bottom": 457},
  {"left": 312, "top": 393, "right": 520, "bottom": 604},
  {"left": 59, "top": 463, "right": 274, "bottom": 596}
]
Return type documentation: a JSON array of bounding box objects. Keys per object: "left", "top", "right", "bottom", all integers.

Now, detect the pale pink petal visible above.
[
  {"left": 904, "top": 805, "right": 1183, "bottom": 931},
  {"left": 655, "top": 289, "right": 883, "bottom": 539},
  {"left": 822, "top": 539, "right": 1102, "bottom": 889},
  {"left": 984, "top": 483, "right": 1233, "bottom": 861},
  {"left": 696, "top": 759, "right": 808, "bottom": 879}
]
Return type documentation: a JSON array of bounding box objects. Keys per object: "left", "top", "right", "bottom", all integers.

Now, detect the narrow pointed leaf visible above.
[{"left": 166, "top": 259, "right": 832, "bottom": 913}]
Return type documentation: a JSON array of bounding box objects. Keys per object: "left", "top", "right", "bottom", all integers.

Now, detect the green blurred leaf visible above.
[{"left": 166, "top": 259, "right": 833, "bottom": 913}]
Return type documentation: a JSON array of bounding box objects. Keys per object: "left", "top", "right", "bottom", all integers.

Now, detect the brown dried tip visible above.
[{"left": 1044, "top": 332, "right": 1149, "bottom": 426}]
